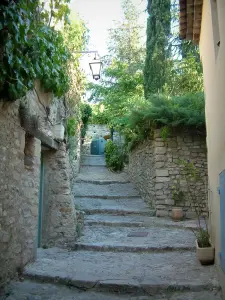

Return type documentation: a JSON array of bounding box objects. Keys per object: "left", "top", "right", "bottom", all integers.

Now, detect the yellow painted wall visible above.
[{"left": 200, "top": 0, "right": 225, "bottom": 292}]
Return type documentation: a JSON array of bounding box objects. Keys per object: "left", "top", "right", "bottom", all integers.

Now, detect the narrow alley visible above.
[{"left": 2, "top": 155, "right": 222, "bottom": 300}]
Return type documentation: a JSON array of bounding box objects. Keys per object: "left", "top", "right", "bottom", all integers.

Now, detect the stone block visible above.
[
  {"left": 167, "top": 141, "right": 178, "bottom": 148},
  {"left": 155, "top": 183, "right": 164, "bottom": 190},
  {"left": 155, "top": 147, "right": 166, "bottom": 155},
  {"left": 156, "top": 169, "right": 169, "bottom": 177},
  {"left": 155, "top": 155, "right": 167, "bottom": 162},
  {"left": 156, "top": 210, "right": 169, "bottom": 217},
  {"left": 156, "top": 177, "right": 170, "bottom": 183},
  {"left": 155, "top": 162, "right": 165, "bottom": 168},
  {"left": 165, "top": 199, "right": 175, "bottom": 205},
  {"left": 185, "top": 211, "right": 197, "bottom": 219},
  {"left": 155, "top": 141, "right": 165, "bottom": 147}
]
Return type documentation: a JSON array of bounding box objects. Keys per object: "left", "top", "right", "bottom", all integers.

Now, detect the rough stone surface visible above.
[
  {"left": 73, "top": 197, "right": 151, "bottom": 215},
  {"left": 75, "top": 225, "right": 196, "bottom": 252},
  {"left": 2, "top": 155, "right": 220, "bottom": 299},
  {"left": 84, "top": 215, "right": 205, "bottom": 229},
  {"left": 81, "top": 154, "right": 106, "bottom": 166},
  {"left": 0, "top": 85, "right": 77, "bottom": 286},
  {"left": 23, "top": 248, "right": 220, "bottom": 293},
  {"left": 41, "top": 143, "right": 77, "bottom": 248},
  {"left": 73, "top": 182, "right": 140, "bottom": 198},
  {"left": 77, "top": 165, "right": 128, "bottom": 182},
  {"left": 2, "top": 281, "right": 222, "bottom": 300},
  {"left": 128, "top": 129, "right": 208, "bottom": 216}
]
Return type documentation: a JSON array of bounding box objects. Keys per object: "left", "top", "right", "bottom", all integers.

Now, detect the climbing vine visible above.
[{"left": 0, "top": 0, "right": 71, "bottom": 101}]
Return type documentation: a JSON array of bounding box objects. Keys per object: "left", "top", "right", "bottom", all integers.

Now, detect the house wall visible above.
[
  {"left": 128, "top": 129, "right": 208, "bottom": 217},
  {"left": 0, "top": 101, "right": 41, "bottom": 286},
  {"left": 0, "top": 84, "right": 78, "bottom": 286},
  {"left": 199, "top": 0, "right": 225, "bottom": 290}
]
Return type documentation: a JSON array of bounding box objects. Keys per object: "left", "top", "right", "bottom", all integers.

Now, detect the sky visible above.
[{"left": 70, "top": 0, "right": 147, "bottom": 82}]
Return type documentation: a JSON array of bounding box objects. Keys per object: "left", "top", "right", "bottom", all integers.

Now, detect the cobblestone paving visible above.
[{"left": 2, "top": 155, "right": 223, "bottom": 299}]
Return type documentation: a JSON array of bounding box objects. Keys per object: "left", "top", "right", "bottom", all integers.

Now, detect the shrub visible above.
[{"left": 104, "top": 140, "right": 124, "bottom": 171}]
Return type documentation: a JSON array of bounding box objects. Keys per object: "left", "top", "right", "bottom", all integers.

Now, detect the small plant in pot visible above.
[
  {"left": 195, "top": 221, "right": 215, "bottom": 265},
  {"left": 171, "top": 180, "right": 185, "bottom": 221},
  {"left": 178, "top": 159, "right": 215, "bottom": 265}
]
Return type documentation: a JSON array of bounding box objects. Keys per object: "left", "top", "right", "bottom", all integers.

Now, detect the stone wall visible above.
[
  {"left": 42, "top": 143, "right": 77, "bottom": 248},
  {"left": 128, "top": 141, "right": 156, "bottom": 208},
  {"left": 0, "top": 101, "right": 41, "bottom": 286},
  {"left": 68, "top": 127, "right": 81, "bottom": 181},
  {"left": 128, "top": 129, "right": 208, "bottom": 218},
  {"left": 0, "top": 84, "right": 78, "bottom": 286}
]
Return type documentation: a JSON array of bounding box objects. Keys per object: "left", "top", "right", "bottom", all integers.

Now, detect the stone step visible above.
[
  {"left": 24, "top": 248, "right": 220, "bottom": 295},
  {"left": 81, "top": 155, "right": 106, "bottom": 166},
  {"left": 85, "top": 215, "right": 202, "bottom": 230},
  {"left": 74, "top": 225, "right": 196, "bottom": 252},
  {"left": 73, "top": 182, "right": 140, "bottom": 198},
  {"left": 77, "top": 166, "right": 128, "bottom": 182},
  {"left": 3, "top": 280, "right": 223, "bottom": 300},
  {"left": 75, "top": 179, "right": 130, "bottom": 185},
  {"left": 74, "top": 197, "right": 153, "bottom": 216}
]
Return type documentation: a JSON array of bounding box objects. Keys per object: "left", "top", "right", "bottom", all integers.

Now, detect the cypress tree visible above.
[{"left": 144, "top": 0, "right": 171, "bottom": 97}]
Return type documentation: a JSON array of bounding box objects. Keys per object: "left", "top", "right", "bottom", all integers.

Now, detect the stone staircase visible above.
[{"left": 2, "top": 155, "right": 222, "bottom": 299}]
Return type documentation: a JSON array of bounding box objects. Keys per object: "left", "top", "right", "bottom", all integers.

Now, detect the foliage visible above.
[
  {"left": 120, "top": 93, "right": 205, "bottom": 150},
  {"left": 88, "top": 0, "right": 145, "bottom": 126},
  {"left": 144, "top": 0, "right": 203, "bottom": 97},
  {"left": 80, "top": 102, "right": 92, "bottom": 138},
  {"left": 105, "top": 140, "right": 124, "bottom": 171},
  {"left": 144, "top": 0, "right": 171, "bottom": 96},
  {"left": 0, "top": 0, "right": 73, "bottom": 101},
  {"left": 178, "top": 159, "right": 210, "bottom": 248},
  {"left": 67, "top": 117, "right": 79, "bottom": 136},
  {"left": 63, "top": 16, "right": 89, "bottom": 138},
  {"left": 89, "top": 104, "right": 110, "bottom": 125},
  {"left": 171, "top": 180, "right": 185, "bottom": 206}
]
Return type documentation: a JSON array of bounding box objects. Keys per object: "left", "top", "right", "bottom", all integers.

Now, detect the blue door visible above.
[
  {"left": 99, "top": 138, "right": 106, "bottom": 155},
  {"left": 219, "top": 170, "right": 225, "bottom": 273},
  {"left": 91, "top": 139, "right": 99, "bottom": 155}
]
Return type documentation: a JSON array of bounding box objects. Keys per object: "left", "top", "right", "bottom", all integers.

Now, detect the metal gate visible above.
[{"left": 219, "top": 170, "right": 225, "bottom": 272}]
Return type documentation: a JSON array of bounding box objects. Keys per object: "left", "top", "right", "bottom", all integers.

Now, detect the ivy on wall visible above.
[{"left": 0, "top": 0, "right": 71, "bottom": 101}]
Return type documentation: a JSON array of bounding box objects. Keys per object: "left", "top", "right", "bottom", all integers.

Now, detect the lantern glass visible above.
[{"left": 89, "top": 58, "right": 102, "bottom": 80}]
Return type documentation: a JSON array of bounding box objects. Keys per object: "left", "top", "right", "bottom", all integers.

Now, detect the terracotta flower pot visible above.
[
  {"left": 196, "top": 240, "right": 215, "bottom": 265},
  {"left": 171, "top": 207, "right": 184, "bottom": 222}
]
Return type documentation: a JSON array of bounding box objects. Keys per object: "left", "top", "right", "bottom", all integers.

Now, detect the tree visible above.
[
  {"left": 88, "top": 0, "right": 145, "bottom": 127},
  {"left": 144, "top": 0, "right": 171, "bottom": 97}
]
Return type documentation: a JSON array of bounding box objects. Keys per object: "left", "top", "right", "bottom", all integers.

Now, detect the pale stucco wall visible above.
[{"left": 200, "top": 0, "right": 225, "bottom": 289}]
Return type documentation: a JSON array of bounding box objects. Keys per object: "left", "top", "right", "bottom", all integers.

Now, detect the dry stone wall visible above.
[
  {"left": 128, "top": 129, "right": 208, "bottom": 218},
  {"left": 128, "top": 141, "right": 156, "bottom": 208}
]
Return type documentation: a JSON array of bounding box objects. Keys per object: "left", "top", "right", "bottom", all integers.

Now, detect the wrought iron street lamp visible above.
[
  {"left": 89, "top": 55, "right": 103, "bottom": 80},
  {"left": 73, "top": 50, "right": 103, "bottom": 80}
]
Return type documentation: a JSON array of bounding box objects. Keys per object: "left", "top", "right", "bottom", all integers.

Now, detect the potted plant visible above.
[
  {"left": 171, "top": 180, "right": 185, "bottom": 221},
  {"left": 178, "top": 159, "right": 215, "bottom": 265},
  {"left": 195, "top": 221, "right": 215, "bottom": 265}
]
